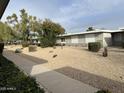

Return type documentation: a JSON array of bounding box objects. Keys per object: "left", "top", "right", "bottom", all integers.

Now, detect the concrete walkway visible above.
[{"left": 3, "top": 51, "right": 98, "bottom": 93}]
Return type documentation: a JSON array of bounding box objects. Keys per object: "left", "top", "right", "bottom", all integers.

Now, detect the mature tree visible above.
[
  {"left": 28, "top": 15, "right": 40, "bottom": 32},
  {"left": 0, "top": 22, "right": 14, "bottom": 41},
  {"left": 42, "top": 19, "right": 65, "bottom": 36},
  {"left": 5, "top": 9, "right": 65, "bottom": 47},
  {"left": 6, "top": 13, "right": 22, "bottom": 41},
  {"left": 11, "top": 13, "right": 20, "bottom": 31},
  {"left": 6, "top": 9, "right": 37, "bottom": 42},
  {"left": 41, "top": 19, "right": 65, "bottom": 47},
  {"left": 20, "top": 9, "right": 28, "bottom": 32},
  {"left": 6, "top": 13, "right": 19, "bottom": 27},
  {"left": 19, "top": 9, "right": 30, "bottom": 41},
  {"left": 86, "top": 27, "right": 95, "bottom": 31},
  {"left": 6, "top": 16, "right": 12, "bottom": 24}
]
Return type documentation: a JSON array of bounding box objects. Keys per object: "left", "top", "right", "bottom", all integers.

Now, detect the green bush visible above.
[
  {"left": 96, "top": 90, "right": 111, "bottom": 93},
  {"left": 0, "top": 55, "right": 45, "bottom": 93},
  {"left": 29, "top": 45, "right": 37, "bottom": 52},
  {"left": 40, "top": 37, "right": 56, "bottom": 48},
  {"left": 0, "top": 42, "right": 4, "bottom": 54},
  {"left": 22, "top": 42, "right": 29, "bottom": 47},
  {"left": 88, "top": 42, "right": 101, "bottom": 52}
]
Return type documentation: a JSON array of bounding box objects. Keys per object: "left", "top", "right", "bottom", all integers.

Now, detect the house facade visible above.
[
  {"left": 111, "top": 30, "right": 124, "bottom": 46},
  {"left": 57, "top": 29, "right": 124, "bottom": 47}
]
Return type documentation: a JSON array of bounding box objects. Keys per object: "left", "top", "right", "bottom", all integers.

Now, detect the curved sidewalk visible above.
[{"left": 3, "top": 51, "right": 98, "bottom": 93}]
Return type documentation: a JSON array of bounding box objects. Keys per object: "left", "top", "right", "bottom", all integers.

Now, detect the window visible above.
[{"left": 61, "top": 38, "right": 65, "bottom": 42}]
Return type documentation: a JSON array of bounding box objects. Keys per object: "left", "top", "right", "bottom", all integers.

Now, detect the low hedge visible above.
[
  {"left": 40, "top": 37, "right": 56, "bottom": 48},
  {"left": 88, "top": 42, "right": 101, "bottom": 52},
  {"left": 96, "top": 90, "right": 111, "bottom": 93},
  {"left": 0, "top": 42, "right": 4, "bottom": 54},
  {"left": 29, "top": 45, "right": 37, "bottom": 52},
  {"left": 22, "top": 42, "right": 29, "bottom": 48},
  {"left": 0, "top": 55, "right": 45, "bottom": 93}
]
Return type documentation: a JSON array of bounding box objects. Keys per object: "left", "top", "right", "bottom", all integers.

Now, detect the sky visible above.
[{"left": 1, "top": 0, "right": 124, "bottom": 33}]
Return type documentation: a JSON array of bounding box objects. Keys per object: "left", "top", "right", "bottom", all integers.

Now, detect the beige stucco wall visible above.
[
  {"left": 103, "top": 33, "right": 112, "bottom": 47},
  {"left": 95, "top": 33, "right": 104, "bottom": 47},
  {"left": 57, "top": 32, "right": 112, "bottom": 47},
  {"left": 56, "top": 38, "right": 61, "bottom": 44},
  {"left": 85, "top": 34, "right": 96, "bottom": 44},
  {"left": 65, "top": 37, "right": 71, "bottom": 45},
  {"left": 71, "top": 36, "right": 79, "bottom": 44},
  {"left": 78, "top": 35, "right": 85, "bottom": 43}
]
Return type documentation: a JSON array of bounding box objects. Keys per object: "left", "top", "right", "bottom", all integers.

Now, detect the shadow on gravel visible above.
[
  {"left": 55, "top": 66, "right": 124, "bottom": 93},
  {"left": 4, "top": 50, "right": 48, "bottom": 76},
  {"left": 18, "top": 53, "right": 48, "bottom": 64},
  {"left": 108, "top": 49, "right": 124, "bottom": 53},
  {"left": 6, "top": 50, "right": 48, "bottom": 64}
]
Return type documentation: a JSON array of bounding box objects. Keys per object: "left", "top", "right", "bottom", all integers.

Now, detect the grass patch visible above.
[{"left": 0, "top": 54, "right": 45, "bottom": 93}]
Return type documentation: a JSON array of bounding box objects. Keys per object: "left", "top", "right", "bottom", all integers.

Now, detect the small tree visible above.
[
  {"left": 86, "top": 27, "right": 95, "bottom": 31},
  {"left": 41, "top": 19, "right": 65, "bottom": 47}
]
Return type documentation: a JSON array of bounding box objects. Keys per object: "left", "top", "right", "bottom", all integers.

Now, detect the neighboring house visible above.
[
  {"left": 57, "top": 29, "right": 124, "bottom": 47},
  {"left": 28, "top": 31, "right": 40, "bottom": 44},
  {"left": 111, "top": 28, "right": 124, "bottom": 46}
]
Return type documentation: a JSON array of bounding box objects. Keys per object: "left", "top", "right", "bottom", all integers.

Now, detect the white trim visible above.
[{"left": 59, "top": 29, "right": 124, "bottom": 37}]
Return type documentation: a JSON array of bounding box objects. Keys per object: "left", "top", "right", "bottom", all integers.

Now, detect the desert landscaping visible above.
[
  {"left": 5, "top": 45, "right": 124, "bottom": 93},
  {"left": 1, "top": 0, "right": 124, "bottom": 93}
]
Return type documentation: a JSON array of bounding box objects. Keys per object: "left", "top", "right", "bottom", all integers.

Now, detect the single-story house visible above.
[
  {"left": 111, "top": 28, "right": 124, "bottom": 46},
  {"left": 28, "top": 31, "right": 40, "bottom": 44},
  {"left": 57, "top": 29, "right": 124, "bottom": 47}
]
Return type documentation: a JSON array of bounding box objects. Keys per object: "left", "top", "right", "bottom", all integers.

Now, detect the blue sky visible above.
[{"left": 2, "top": 0, "right": 124, "bottom": 32}]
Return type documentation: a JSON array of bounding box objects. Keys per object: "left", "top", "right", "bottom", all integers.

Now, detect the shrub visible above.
[
  {"left": 96, "top": 90, "right": 111, "bottom": 93},
  {"left": 22, "top": 42, "right": 29, "bottom": 48},
  {"left": 0, "top": 55, "right": 45, "bottom": 93},
  {"left": 29, "top": 45, "right": 37, "bottom": 52},
  {"left": 88, "top": 42, "right": 101, "bottom": 52},
  {"left": 40, "top": 37, "right": 56, "bottom": 48},
  {"left": 0, "top": 42, "right": 4, "bottom": 54}
]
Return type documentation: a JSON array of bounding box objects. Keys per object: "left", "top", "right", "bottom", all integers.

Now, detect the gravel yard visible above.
[{"left": 5, "top": 45, "right": 124, "bottom": 93}]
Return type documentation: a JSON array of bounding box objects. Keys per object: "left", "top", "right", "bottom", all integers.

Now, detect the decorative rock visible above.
[
  {"left": 120, "top": 76, "right": 123, "bottom": 80},
  {"left": 53, "top": 54, "right": 57, "bottom": 58},
  {"left": 15, "top": 48, "right": 22, "bottom": 53}
]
